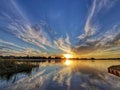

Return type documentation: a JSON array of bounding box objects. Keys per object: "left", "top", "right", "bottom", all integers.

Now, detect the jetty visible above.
[{"left": 108, "top": 65, "right": 120, "bottom": 77}]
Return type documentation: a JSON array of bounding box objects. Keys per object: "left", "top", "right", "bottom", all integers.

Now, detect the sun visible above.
[{"left": 64, "top": 54, "right": 71, "bottom": 59}]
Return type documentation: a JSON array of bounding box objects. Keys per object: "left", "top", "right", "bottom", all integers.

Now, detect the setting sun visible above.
[{"left": 64, "top": 54, "right": 72, "bottom": 58}]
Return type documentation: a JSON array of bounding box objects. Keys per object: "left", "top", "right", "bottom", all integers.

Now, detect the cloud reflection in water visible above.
[{"left": 3, "top": 60, "right": 120, "bottom": 90}]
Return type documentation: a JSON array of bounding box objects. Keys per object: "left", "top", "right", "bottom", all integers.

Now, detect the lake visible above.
[{"left": 0, "top": 60, "right": 120, "bottom": 90}]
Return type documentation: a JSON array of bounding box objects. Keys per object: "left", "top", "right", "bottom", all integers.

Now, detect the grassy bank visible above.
[{"left": 0, "top": 59, "right": 37, "bottom": 76}]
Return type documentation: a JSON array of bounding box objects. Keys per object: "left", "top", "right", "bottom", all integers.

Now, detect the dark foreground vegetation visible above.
[{"left": 0, "top": 59, "right": 38, "bottom": 80}]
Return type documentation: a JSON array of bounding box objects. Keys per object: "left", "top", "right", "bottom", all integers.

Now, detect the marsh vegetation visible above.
[{"left": 0, "top": 59, "right": 38, "bottom": 80}]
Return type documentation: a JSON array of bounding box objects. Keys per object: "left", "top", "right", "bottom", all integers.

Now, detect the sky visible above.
[{"left": 0, "top": 0, "right": 120, "bottom": 58}]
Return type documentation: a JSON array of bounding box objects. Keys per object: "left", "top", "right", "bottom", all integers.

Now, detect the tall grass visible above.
[{"left": 0, "top": 59, "right": 37, "bottom": 76}]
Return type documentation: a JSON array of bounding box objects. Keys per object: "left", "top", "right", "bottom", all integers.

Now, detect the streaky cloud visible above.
[
  {"left": 74, "top": 0, "right": 119, "bottom": 57},
  {"left": 54, "top": 34, "right": 72, "bottom": 53},
  {"left": 0, "top": 0, "right": 54, "bottom": 50},
  {"left": 0, "top": 39, "right": 25, "bottom": 50},
  {"left": 78, "top": 0, "right": 118, "bottom": 40}
]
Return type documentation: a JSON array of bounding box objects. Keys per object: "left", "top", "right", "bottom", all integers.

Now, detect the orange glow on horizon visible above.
[{"left": 64, "top": 54, "right": 72, "bottom": 58}]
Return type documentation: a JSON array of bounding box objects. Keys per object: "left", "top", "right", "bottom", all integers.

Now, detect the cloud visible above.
[
  {"left": 0, "top": 0, "right": 119, "bottom": 57},
  {"left": 8, "top": 22, "right": 53, "bottom": 49},
  {"left": 95, "top": 25, "right": 120, "bottom": 47},
  {"left": 75, "top": 0, "right": 119, "bottom": 57},
  {"left": 0, "top": 47, "right": 48, "bottom": 56},
  {"left": 73, "top": 24, "right": 120, "bottom": 57},
  {"left": 84, "top": 0, "right": 97, "bottom": 37},
  {"left": 78, "top": 0, "right": 97, "bottom": 40},
  {"left": 0, "top": 0, "right": 27, "bottom": 24},
  {"left": 14, "top": 48, "right": 48, "bottom": 56},
  {"left": 0, "top": 39, "right": 25, "bottom": 56},
  {"left": 0, "top": 0, "right": 72, "bottom": 55},
  {"left": 78, "top": 0, "right": 118, "bottom": 40},
  {"left": 0, "top": 39, "right": 48, "bottom": 56},
  {"left": 0, "top": 39, "right": 25, "bottom": 50},
  {"left": 0, "top": 0, "right": 54, "bottom": 50},
  {"left": 54, "top": 34, "right": 72, "bottom": 53}
]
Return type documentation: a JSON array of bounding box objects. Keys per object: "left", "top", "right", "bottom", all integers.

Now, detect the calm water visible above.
[{"left": 0, "top": 60, "right": 120, "bottom": 90}]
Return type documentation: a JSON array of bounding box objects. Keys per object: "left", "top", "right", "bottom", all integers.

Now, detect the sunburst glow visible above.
[{"left": 64, "top": 54, "right": 71, "bottom": 58}]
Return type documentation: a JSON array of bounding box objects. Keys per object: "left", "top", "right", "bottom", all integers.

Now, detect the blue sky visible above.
[{"left": 0, "top": 0, "right": 120, "bottom": 57}]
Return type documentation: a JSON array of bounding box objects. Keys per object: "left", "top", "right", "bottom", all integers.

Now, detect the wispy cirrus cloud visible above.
[
  {"left": 0, "top": 0, "right": 119, "bottom": 57},
  {"left": 54, "top": 34, "right": 72, "bottom": 53},
  {"left": 0, "top": 0, "right": 54, "bottom": 50},
  {"left": 0, "top": 39, "right": 23, "bottom": 56},
  {"left": 0, "top": 0, "right": 71, "bottom": 55},
  {"left": 0, "top": 39, "right": 25, "bottom": 50},
  {"left": 15, "top": 48, "right": 48, "bottom": 56},
  {"left": 0, "top": 39, "right": 48, "bottom": 56},
  {"left": 73, "top": 24, "right": 120, "bottom": 57},
  {"left": 74, "top": 0, "right": 119, "bottom": 57},
  {"left": 1, "top": 48, "right": 48, "bottom": 56},
  {"left": 95, "top": 25, "right": 120, "bottom": 47},
  {"left": 8, "top": 22, "right": 53, "bottom": 49},
  {"left": 78, "top": 0, "right": 118, "bottom": 40}
]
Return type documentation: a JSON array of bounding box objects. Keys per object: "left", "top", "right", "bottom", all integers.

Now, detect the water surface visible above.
[{"left": 0, "top": 60, "right": 120, "bottom": 90}]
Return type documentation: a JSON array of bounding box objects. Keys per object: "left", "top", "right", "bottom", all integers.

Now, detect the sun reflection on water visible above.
[{"left": 65, "top": 60, "right": 71, "bottom": 66}]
